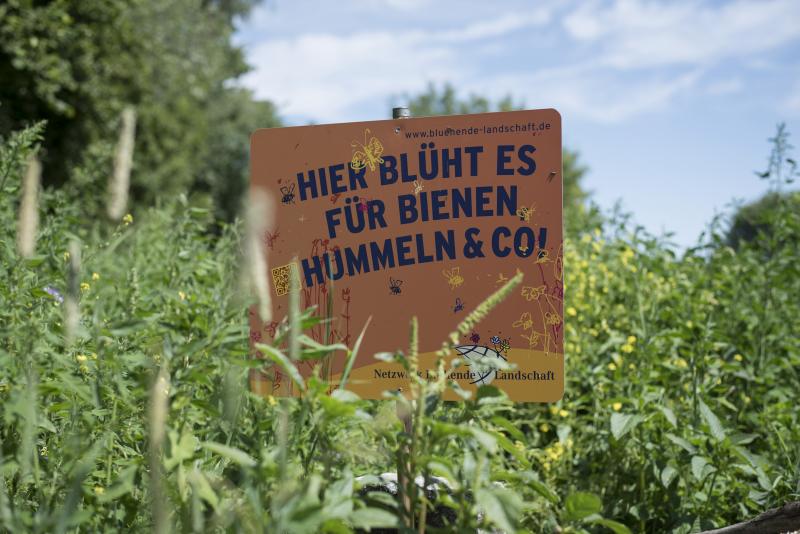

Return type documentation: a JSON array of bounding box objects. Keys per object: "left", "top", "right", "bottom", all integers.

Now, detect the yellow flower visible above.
[
  {"left": 76, "top": 354, "right": 88, "bottom": 363},
  {"left": 558, "top": 409, "right": 569, "bottom": 418},
  {"left": 628, "top": 363, "right": 636, "bottom": 370},
  {"left": 80, "top": 282, "right": 90, "bottom": 292},
  {"left": 734, "top": 354, "right": 743, "bottom": 362},
  {"left": 178, "top": 291, "right": 186, "bottom": 301},
  {"left": 40, "top": 446, "right": 48, "bottom": 457},
  {"left": 79, "top": 364, "right": 89, "bottom": 374},
  {"left": 608, "top": 362, "right": 617, "bottom": 371},
  {"left": 675, "top": 357, "right": 689, "bottom": 369},
  {"left": 63, "top": 251, "right": 70, "bottom": 262},
  {"left": 90, "top": 352, "right": 97, "bottom": 360},
  {"left": 549, "top": 405, "right": 559, "bottom": 416},
  {"left": 92, "top": 272, "right": 100, "bottom": 281},
  {"left": 267, "top": 395, "right": 277, "bottom": 407},
  {"left": 627, "top": 335, "right": 637, "bottom": 344},
  {"left": 743, "top": 395, "right": 751, "bottom": 404},
  {"left": 122, "top": 213, "right": 133, "bottom": 225},
  {"left": 621, "top": 344, "right": 634, "bottom": 354},
  {"left": 612, "top": 402, "right": 622, "bottom": 411},
  {"left": 685, "top": 320, "right": 694, "bottom": 329},
  {"left": 94, "top": 486, "right": 105, "bottom": 496},
  {"left": 566, "top": 306, "right": 577, "bottom": 317},
  {"left": 539, "top": 423, "right": 550, "bottom": 433}
]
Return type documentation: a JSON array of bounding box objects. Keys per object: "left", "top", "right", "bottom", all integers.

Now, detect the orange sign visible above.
[{"left": 250, "top": 109, "right": 563, "bottom": 402}]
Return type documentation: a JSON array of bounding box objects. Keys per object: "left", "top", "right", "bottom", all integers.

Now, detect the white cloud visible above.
[
  {"left": 240, "top": 10, "right": 552, "bottom": 121},
  {"left": 705, "top": 78, "right": 743, "bottom": 96},
  {"left": 563, "top": 0, "right": 800, "bottom": 69},
  {"left": 238, "top": 0, "right": 800, "bottom": 124},
  {"left": 784, "top": 82, "right": 800, "bottom": 114}
]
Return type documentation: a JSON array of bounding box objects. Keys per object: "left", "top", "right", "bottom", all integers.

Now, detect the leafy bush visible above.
[{"left": 0, "top": 123, "right": 797, "bottom": 533}]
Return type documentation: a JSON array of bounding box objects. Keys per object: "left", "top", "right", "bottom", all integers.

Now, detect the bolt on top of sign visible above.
[{"left": 250, "top": 109, "right": 563, "bottom": 402}]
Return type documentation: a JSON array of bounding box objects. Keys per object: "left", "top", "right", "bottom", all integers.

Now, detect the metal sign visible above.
[{"left": 250, "top": 109, "right": 563, "bottom": 401}]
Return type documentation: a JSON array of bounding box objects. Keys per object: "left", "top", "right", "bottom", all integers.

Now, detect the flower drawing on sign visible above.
[
  {"left": 521, "top": 285, "right": 546, "bottom": 301},
  {"left": 443, "top": 267, "right": 464, "bottom": 290},
  {"left": 521, "top": 330, "right": 541, "bottom": 349},
  {"left": 412, "top": 180, "right": 424, "bottom": 195},
  {"left": 263, "top": 227, "right": 280, "bottom": 250},
  {"left": 545, "top": 312, "right": 562, "bottom": 326},
  {"left": 350, "top": 128, "right": 384, "bottom": 173},
  {"left": 512, "top": 311, "right": 533, "bottom": 330}
]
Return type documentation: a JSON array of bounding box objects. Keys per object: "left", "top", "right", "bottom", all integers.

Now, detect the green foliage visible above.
[
  {"left": 0, "top": 0, "right": 280, "bottom": 219},
  {"left": 403, "top": 82, "right": 601, "bottom": 233},
  {"left": 1, "top": 121, "right": 799, "bottom": 533}
]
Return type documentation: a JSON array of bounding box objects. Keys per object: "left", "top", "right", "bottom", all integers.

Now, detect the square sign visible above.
[{"left": 250, "top": 109, "right": 563, "bottom": 402}]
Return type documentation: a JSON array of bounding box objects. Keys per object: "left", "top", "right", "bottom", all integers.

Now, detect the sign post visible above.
[{"left": 250, "top": 108, "right": 564, "bottom": 402}]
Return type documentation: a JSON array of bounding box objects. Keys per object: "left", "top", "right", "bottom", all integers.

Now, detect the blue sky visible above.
[{"left": 235, "top": 0, "right": 800, "bottom": 246}]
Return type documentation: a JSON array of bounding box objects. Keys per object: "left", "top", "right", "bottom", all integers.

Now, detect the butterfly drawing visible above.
[
  {"left": 350, "top": 128, "right": 384, "bottom": 172},
  {"left": 512, "top": 312, "right": 533, "bottom": 330}
]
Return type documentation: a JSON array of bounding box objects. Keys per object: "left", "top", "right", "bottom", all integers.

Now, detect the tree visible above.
[
  {"left": 402, "top": 83, "right": 597, "bottom": 231},
  {"left": 726, "top": 124, "right": 799, "bottom": 250},
  {"left": 0, "top": 0, "right": 279, "bottom": 220}
]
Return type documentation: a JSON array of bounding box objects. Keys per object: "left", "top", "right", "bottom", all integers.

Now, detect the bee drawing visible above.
[
  {"left": 516, "top": 204, "right": 534, "bottom": 222},
  {"left": 350, "top": 128, "right": 385, "bottom": 172},
  {"left": 453, "top": 297, "right": 464, "bottom": 313},
  {"left": 389, "top": 277, "right": 403, "bottom": 295},
  {"left": 443, "top": 267, "right": 464, "bottom": 290},
  {"left": 280, "top": 184, "right": 296, "bottom": 205}
]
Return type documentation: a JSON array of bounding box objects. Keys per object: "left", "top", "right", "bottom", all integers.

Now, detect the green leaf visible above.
[
  {"left": 698, "top": 399, "right": 726, "bottom": 442},
  {"left": 490, "top": 415, "right": 525, "bottom": 441},
  {"left": 588, "top": 517, "right": 634, "bottom": 534},
  {"left": 255, "top": 343, "right": 306, "bottom": 392},
  {"left": 97, "top": 465, "right": 138, "bottom": 503},
  {"left": 202, "top": 441, "right": 257, "bottom": 468},
  {"left": 610, "top": 413, "right": 642, "bottom": 440},
  {"left": 492, "top": 430, "right": 530, "bottom": 467},
  {"left": 349, "top": 507, "right": 398, "bottom": 529},
  {"left": 475, "top": 488, "right": 522, "bottom": 533},
  {"left": 564, "top": 492, "right": 603, "bottom": 521},
  {"left": 665, "top": 433, "right": 697, "bottom": 454},
  {"left": 469, "top": 427, "right": 498, "bottom": 454},
  {"left": 660, "top": 465, "right": 678, "bottom": 488},
  {"left": 187, "top": 469, "right": 219, "bottom": 510},
  {"left": 691, "top": 456, "right": 715, "bottom": 481},
  {"left": 656, "top": 405, "right": 677, "bottom": 428},
  {"left": 338, "top": 316, "right": 371, "bottom": 390}
]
